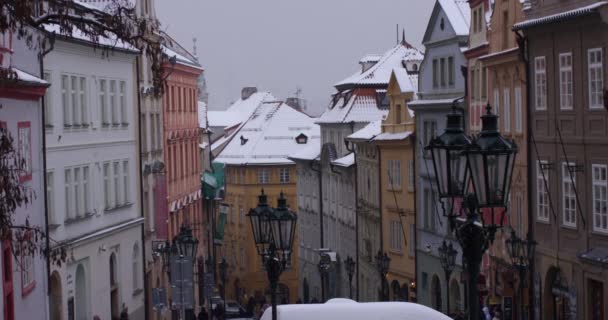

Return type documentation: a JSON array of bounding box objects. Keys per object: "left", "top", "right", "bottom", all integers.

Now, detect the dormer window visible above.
[
  {"left": 376, "top": 91, "right": 390, "bottom": 109},
  {"left": 295, "top": 133, "right": 308, "bottom": 144},
  {"left": 240, "top": 135, "right": 248, "bottom": 145}
]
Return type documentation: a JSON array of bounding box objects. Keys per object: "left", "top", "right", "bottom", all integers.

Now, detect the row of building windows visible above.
[
  {"left": 226, "top": 167, "right": 291, "bottom": 185},
  {"left": 492, "top": 86, "right": 523, "bottom": 134},
  {"left": 536, "top": 161, "right": 608, "bottom": 232},
  {"left": 534, "top": 48, "right": 604, "bottom": 110},
  {"left": 165, "top": 84, "right": 198, "bottom": 113},
  {"left": 432, "top": 56, "right": 455, "bottom": 89},
  {"left": 167, "top": 139, "right": 199, "bottom": 182}
]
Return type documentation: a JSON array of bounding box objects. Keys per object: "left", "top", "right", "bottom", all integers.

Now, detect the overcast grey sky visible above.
[{"left": 156, "top": 0, "right": 434, "bottom": 115}]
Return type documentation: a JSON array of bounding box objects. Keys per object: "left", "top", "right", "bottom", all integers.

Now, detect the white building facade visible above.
[{"left": 44, "top": 28, "right": 145, "bottom": 320}]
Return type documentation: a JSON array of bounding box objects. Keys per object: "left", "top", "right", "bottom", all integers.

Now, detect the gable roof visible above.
[
  {"left": 422, "top": 0, "right": 471, "bottom": 44},
  {"left": 335, "top": 42, "right": 423, "bottom": 90},
  {"left": 316, "top": 91, "right": 388, "bottom": 124},
  {"left": 214, "top": 102, "right": 321, "bottom": 165}
]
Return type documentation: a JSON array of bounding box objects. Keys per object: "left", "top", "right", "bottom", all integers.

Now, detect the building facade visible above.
[
  {"left": 214, "top": 99, "right": 319, "bottom": 305},
  {"left": 409, "top": 0, "right": 469, "bottom": 314},
  {"left": 43, "top": 18, "right": 145, "bottom": 320},
  {"left": 477, "top": 0, "right": 529, "bottom": 316},
  {"left": 0, "top": 29, "right": 50, "bottom": 320},
  {"left": 515, "top": 1, "right": 608, "bottom": 319}
]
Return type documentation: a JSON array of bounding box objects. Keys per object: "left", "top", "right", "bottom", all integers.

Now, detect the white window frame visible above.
[
  {"left": 46, "top": 171, "right": 55, "bottom": 225},
  {"left": 123, "top": 160, "right": 129, "bottom": 204},
  {"left": 536, "top": 160, "right": 550, "bottom": 222},
  {"left": 559, "top": 52, "right": 573, "bottom": 110},
  {"left": 110, "top": 80, "right": 118, "bottom": 125},
  {"left": 390, "top": 221, "right": 403, "bottom": 252},
  {"left": 103, "top": 162, "right": 111, "bottom": 209},
  {"left": 113, "top": 161, "right": 121, "bottom": 207},
  {"left": 503, "top": 87, "right": 511, "bottom": 132},
  {"left": 71, "top": 75, "right": 80, "bottom": 126},
  {"left": 20, "top": 247, "right": 35, "bottom": 291},
  {"left": 43, "top": 71, "right": 52, "bottom": 127},
  {"left": 62, "top": 74, "right": 70, "bottom": 127},
  {"left": 562, "top": 162, "right": 577, "bottom": 228},
  {"left": 100, "top": 79, "right": 108, "bottom": 125},
  {"left": 388, "top": 159, "right": 401, "bottom": 188},
  {"left": 514, "top": 87, "right": 522, "bottom": 133},
  {"left": 279, "top": 168, "right": 290, "bottom": 184},
  {"left": 120, "top": 81, "right": 127, "bottom": 125},
  {"left": 534, "top": 56, "right": 547, "bottom": 110},
  {"left": 592, "top": 164, "right": 608, "bottom": 233},
  {"left": 493, "top": 88, "right": 500, "bottom": 117},
  {"left": 83, "top": 166, "right": 89, "bottom": 215},
  {"left": 74, "top": 167, "right": 81, "bottom": 217},
  {"left": 258, "top": 168, "right": 269, "bottom": 184},
  {"left": 65, "top": 168, "right": 73, "bottom": 220},
  {"left": 79, "top": 76, "right": 87, "bottom": 126},
  {"left": 588, "top": 48, "right": 604, "bottom": 109}
]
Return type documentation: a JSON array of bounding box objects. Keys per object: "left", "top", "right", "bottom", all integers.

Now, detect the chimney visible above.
[
  {"left": 241, "top": 87, "right": 258, "bottom": 100},
  {"left": 285, "top": 97, "right": 303, "bottom": 112}
]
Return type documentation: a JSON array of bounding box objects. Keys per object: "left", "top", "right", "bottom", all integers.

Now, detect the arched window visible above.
[
  {"left": 75, "top": 264, "right": 88, "bottom": 320},
  {"left": 133, "top": 243, "right": 140, "bottom": 291}
]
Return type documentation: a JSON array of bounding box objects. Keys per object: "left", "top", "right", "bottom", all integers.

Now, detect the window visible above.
[
  {"left": 534, "top": 56, "right": 547, "bottom": 110},
  {"left": 423, "top": 120, "right": 437, "bottom": 157},
  {"left": 79, "top": 77, "right": 87, "bottom": 126},
  {"left": 389, "top": 221, "right": 403, "bottom": 251},
  {"left": 110, "top": 80, "right": 118, "bottom": 124},
  {"left": 258, "top": 168, "right": 269, "bottom": 184},
  {"left": 440, "top": 58, "right": 446, "bottom": 87},
  {"left": 433, "top": 59, "right": 438, "bottom": 88},
  {"left": 132, "top": 244, "right": 140, "bottom": 291},
  {"left": 423, "top": 188, "right": 436, "bottom": 231},
  {"left": 123, "top": 160, "right": 129, "bottom": 204},
  {"left": 536, "top": 161, "right": 550, "bottom": 222},
  {"left": 100, "top": 79, "right": 108, "bottom": 125},
  {"left": 503, "top": 88, "right": 511, "bottom": 132},
  {"left": 17, "top": 122, "right": 32, "bottom": 181},
  {"left": 120, "top": 81, "right": 127, "bottom": 124},
  {"left": 46, "top": 171, "right": 55, "bottom": 224},
  {"left": 20, "top": 245, "right": 35, "bottom": 295},
  {"left": 279, "top": 168, "right": 290, "bottom": 183},
  {"left": 83, "top": 166, "right": 89, "bottom": 215},
  {"left": 448, "top": 56, "right": 454, "bottom": 87},
  {"left": 395, "top": 104, "right": 401, "bottom": 124},
  {"left": 588, "top": 48, "right": 604, "bottom": 109},
  {"left": 473, "top": 9, "right": 478, "bottom": 33},
  {"left": 493, "top": 88, "right": 500, "bottom": 116},
  {"left": 43, "top": 72, "right": 52, "bottom": 127},
  {"left": 562, "top": 162, "right": 576, "bottom": 227},
  {"left": 514, "top": 87, "right": 522, "bottom": 133},
  {"left": 73, "top": 167, "right": 80, "bottom": 217},
  {"left": 62, "top": 75, "right": 70, "bottom": 126},
  {"left": 103, "top": 162, "right": 111, "bottom": 209},
  {"left": 71, "top": 76, "right": 79, "bottom": 126},
  {"left": 388, "top": 159, "right": 401, "bottom": 188},
  {"left": 408, "top": 159, "right": 414, "bottom": 190},
  {"left": 559, "top": 53, "right": 573, "bottom": 110},
  {"left": 113, "top": 161, "right": 120, "bottom": 206},
  {"left": 592, "top": 164, "right": 608, "bottom": 232},
  {"left": 65, "top": 169, "right": 73, "bottom": 220}
]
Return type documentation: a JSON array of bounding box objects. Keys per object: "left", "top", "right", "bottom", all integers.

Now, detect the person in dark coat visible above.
[
  {"left": 198, "top": 307, "right": 209, "bottom": 320},
  {"left": 120, "top": 303, "right": 129, "bottom": 320},
  {"left": 246, "top": 296, "right": 255, "bottom": 317}
]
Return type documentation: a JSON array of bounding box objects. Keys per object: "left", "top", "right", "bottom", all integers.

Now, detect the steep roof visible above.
[
  {"left": 439, "top": 0, "right": 471, "bottom": 36},
  {"left": 335, "top": 42, "right": 424, "bottom": 89},
  {"left": 316, "top": 92, "right": 388, "bottom": 124},
  {"left": 346, "top": 120, "right": 382, "bottom": 141},
  {"left": 214, "top": 102, "right": 321, "bottom": 165},
  {"left": 207, "top": 92, "right": 276, "bottom": 129}
]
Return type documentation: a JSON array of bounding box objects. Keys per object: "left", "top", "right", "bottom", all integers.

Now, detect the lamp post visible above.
[
  {"left": 506, "top": 230, "right": 536, "bottom": 320},
  {"left": 163, "top": 226, "right": 199, "bottom": 320},
  {"left": 317, "top": 253, "right": 331, "bottom": 302},
  {"left": 438, "top": 240, "right": 457, "bottom": 315},
  {"left": 218, "top": 258, "right": 228, "bottom": 320},
  {"left": 248, "top": 190, "right": 297, "bottom": 320},
  {"left": 375, "top": 251, "right": 391, "bottom": 301},
  {"left": 345, "top": 256, "right": 356, "bottom": 299},
  {"left": 427, "top": 104, "right": 518, "bottom": 320}
]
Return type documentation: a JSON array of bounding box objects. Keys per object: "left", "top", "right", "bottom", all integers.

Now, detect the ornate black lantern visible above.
[
  {"left": 247, "top": 189, "right": 274, "bottom": 256},
  {"left": 427, "top": 105, "right": 472, "bottom": 202},
  {"left": 438, "top": 240, "right": 457, "bottom": 274},
  {"left": 174, "top": 226, "right": 199, "bottom": 259},
  {"left": 269, "top": 192, "right": 297, "bottom": 257},
  {"left": 506, "top": 230, "right": 536, "bottom": 268},
  {"left": 466, "top": 104, "right": 518, "bottom": 209},
  {"left": 375, "top": 251, "right": 391, "bottom": 277}
]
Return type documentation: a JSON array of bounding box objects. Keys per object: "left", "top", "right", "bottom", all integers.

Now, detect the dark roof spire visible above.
[{"left": 400, "top": 29, "right": 412, "bottom": 48}]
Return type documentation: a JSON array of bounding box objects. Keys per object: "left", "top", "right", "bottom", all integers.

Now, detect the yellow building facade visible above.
[
  {"left": 374, "top": 70, "right": 417, "bottom": 301},
  {"left": 221, "top": 164, "right": 300, "bottom": 305}
]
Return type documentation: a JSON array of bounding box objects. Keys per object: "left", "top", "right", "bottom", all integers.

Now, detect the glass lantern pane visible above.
[
  {"left": 449, "top": 150, "right": 467, "bottom": 195},
  {"left": 469, "top": 153, "right": 486, "bottom": 204},
  {"left": 433, "top": 147, "right": 448, "bottom": 196}
]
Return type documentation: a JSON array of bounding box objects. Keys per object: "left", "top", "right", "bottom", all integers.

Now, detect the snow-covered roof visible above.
[
  {"left": 198, "top": 101, "right": 207, "bottom": 129},
  {"left": 208, "top": 92, "right": 276, "bottom": 129},
  {"left": 514, "top": 1, "right": 608, "bottom": 30},
  {"left": 347, "top": 120, "right": 381, "bottom": 141},
  {"left": 75, "top": 0, "right": 136, "bottom": 12},
  {"left": 208, "top": 111, "right": 241, "bottom": 128},
  {"left": 316, "top": 93, "right": 388, "bottom": 124},
  {"left": 12, "top": 68, "right": 48, "bottom": 86},
  {"left": 162, "top": 45, "right": 202, "bottom": 70},
  {"left": 42, "top": 23, "right": 138, "bottom": 52},
  {"left": 288, "top": 140, "right": 321, "bottom": 161},
  {"left": 335, "top": 42, "right": 424, "bottom": 89},
  {"left": 408, "top": 98, "right": 457, "bottom": 107},
  {"left": 438, "top": 0, "right": 471, "bottom": 36},
  {"left": 359, "top": 54, "right": 382, "bottom": 63},
  {"left": 215, "top": 102, "right": 321, "bottom": 165},
  {"left": 373, "top": 131, "right": 413, "bottom": 141},
  {"left": 332, "top": 153, "right": 355, "bottom": 167},
  {"left": 392, "top": 68, "right": 417, "bottom": 94}
]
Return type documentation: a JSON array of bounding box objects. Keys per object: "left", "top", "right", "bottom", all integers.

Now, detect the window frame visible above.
[
  {"left": 514, "top": 87, "right": 522, "bottom": 133},
  {"left": 19, "top": 233, "right": 36, "bottom": 296},
  {"left": 587, "top": 48, "right": 604, "bottom": 109},
  {"left": 534, "top": 56, "right": 547, "bottom": 110},
  {"left": 258, "top": 168, "right": 269, "bottom": 184},
  {"left": 279, "top": 168, "right": 290, "bottom": 184},
  {"left": 387, "top": 159, "right": 401, "bottom": 189},
  {"left": 43, "top": 71, "right": 53, "bottom": 128},
  {"left": 561, "top": 162, "right": 577, "bottom": 228},
  {"left": 503, "top": 87, "right": 511, "bottom": 133},
  {"left": 17, "top": 122, "right": 32, "bottom": 182},
  {"left": 592, "top": 164, "right": 608, "bottom": 233},
  {"left": 536, "top": 160, "right": 550, "bottom": 223},
  {"left": 559, "top": 52, "right": 573, "bottom": 110}
]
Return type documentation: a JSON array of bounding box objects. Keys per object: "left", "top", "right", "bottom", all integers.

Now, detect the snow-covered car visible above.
[{"left": 260, "top": 298, "right": 452, "bottom": 320}]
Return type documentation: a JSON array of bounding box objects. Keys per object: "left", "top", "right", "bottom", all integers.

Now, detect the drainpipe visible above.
[
  {"left": 309, "top": 159, "right": 324, "bottom": 299},
  {"left": 516, "top": 29, "right": 535, "bottom": 320},
  {"left": 344, "top": 136, "right": 359, "bottom": 301},
  {"left": 39, "top": 33, "right": 54, "bottom": 299}
]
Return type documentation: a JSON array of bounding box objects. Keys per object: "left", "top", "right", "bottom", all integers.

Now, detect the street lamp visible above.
[
  {"left": 169, "top": 226, "right": 200, "bottom": 320},
  {"left": 344, "top": 256, "right": 356, "bottom": 299},
  {"left": 506, "top": 230, "right": 536, "bottom": 320},
  {"left": 427, "top": 104, "right": 518, "bottom": 320},
  {"left": 375, "top": 251, "right": 391, "bottom": 301},
  {"left": 317, "top": 253, "right": 331, "bottom": 302},
  {"left": 438, "top": 240, "right": 457, "bottom": 315},
  {"left": 218, "top": 258, "right": 228, "bottom": 320},
  {"left": 248, "top": 190, "right": 297, "bottom": 320}
]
